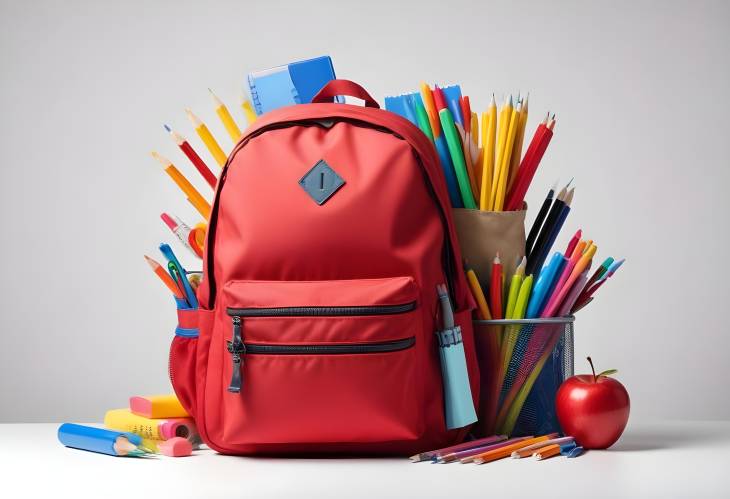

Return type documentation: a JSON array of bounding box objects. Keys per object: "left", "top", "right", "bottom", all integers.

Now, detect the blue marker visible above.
[
  {"left": 58, "top": 423, "right": 149, "bottom": 457},
  {"left": 526, "top": 252, "right": 564, "bottom": 318},
  {"left": 159, "top": 243, "right": 198, "bottom": 309}
]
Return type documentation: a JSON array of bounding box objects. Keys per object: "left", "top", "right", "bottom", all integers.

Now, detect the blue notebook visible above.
[{"left": 247, "top": 56, "right": 342, "bottom": 115}]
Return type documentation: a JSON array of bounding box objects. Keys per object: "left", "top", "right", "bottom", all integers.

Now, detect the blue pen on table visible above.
[{"left": 160, "top": 243, "right": 198, "bottom": 309}]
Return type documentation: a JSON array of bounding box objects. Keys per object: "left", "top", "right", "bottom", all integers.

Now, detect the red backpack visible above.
[{"left": 169, "top": 80, "right": 480, "bottom": 455}]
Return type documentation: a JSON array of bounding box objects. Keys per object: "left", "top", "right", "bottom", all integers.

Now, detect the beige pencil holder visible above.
[{"left": 452, "top": 207, "right": 527, "bottom": 286}]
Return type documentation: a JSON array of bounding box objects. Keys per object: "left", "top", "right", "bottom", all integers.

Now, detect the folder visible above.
[{"left": 247, "top": 55, "right": 342, "bottom": 115}]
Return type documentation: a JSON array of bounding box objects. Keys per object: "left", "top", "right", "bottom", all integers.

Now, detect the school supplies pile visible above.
[
  {"left": 410, "top": 432, "right": 583, "bottom": 464},
  {"left": 58, "top": 394, "right": 195, "bottom": 458},
  {"left": 385, "top": 85, "right": 554, "bottom": 211},
  {"left": 104, "top": 394, "right": 200, "bottom": 456},
  {"left": 464, "top": 181, "right": 624, "bottom": 435}
]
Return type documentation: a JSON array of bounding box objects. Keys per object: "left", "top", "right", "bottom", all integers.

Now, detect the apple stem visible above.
[{"left": 587, "top": 356, "right": 597, "bottom": 383}]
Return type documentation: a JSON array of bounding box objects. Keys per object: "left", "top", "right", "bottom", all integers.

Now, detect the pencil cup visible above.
[
  {"left": 452, "top": 208, "right": 526, "bottom": 284},
  {"left": 472, "top": 317, "right": 574, "bottom": 437}
]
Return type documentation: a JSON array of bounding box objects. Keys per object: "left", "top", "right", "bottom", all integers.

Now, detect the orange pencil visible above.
[
  {"left": 466, "top": 267, "right": 492, "bottom": 320},
  {"left": 534, "top": 443, "right": 562, "bottom": 461},
  {"left": 469, "top": 435, "right": 552, "bottom": 464},
  {"left": 144, "top": 255, "right": 184, "bottom": 299}
]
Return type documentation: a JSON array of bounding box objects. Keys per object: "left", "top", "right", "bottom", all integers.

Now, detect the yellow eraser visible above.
[{"left": 129, "top": 394, "right": 189, "bottom": 419}]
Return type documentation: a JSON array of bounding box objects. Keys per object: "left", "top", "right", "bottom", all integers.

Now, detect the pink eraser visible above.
[
  {"left": 129, "top": 396, "right": 153, "bottom": 418},
  {"left": 158, "top": 437, "right": 193, "bottom": 457}
]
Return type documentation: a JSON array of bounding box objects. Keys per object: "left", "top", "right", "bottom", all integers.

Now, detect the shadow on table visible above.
[{"left": 610, "top": 422, "right": 729, "bottom": 452}]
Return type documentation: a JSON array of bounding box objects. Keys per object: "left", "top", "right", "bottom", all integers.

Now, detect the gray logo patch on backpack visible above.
[{"left": 299, "top": 159, "right": 345, "bottom": 205}]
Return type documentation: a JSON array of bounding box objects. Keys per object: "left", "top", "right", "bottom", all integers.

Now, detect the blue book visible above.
[{"left": 247, "top": 56, "right": 342, "bottom": 115}]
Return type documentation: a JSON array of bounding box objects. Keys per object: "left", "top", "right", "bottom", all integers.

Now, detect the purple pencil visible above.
[
  {"left": 438, "top": 436, "right": 532, "bottom": 463},
  {"left": 409, "top": 434, "right": 506, "bottom": 462},
  {"left": 559, "top": 273, "right": 589, "bottom": 316}
]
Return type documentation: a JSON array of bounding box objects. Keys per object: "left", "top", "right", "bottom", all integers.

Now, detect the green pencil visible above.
[{"left": 439, "top": 108, "right": 476, "bottom": 208}]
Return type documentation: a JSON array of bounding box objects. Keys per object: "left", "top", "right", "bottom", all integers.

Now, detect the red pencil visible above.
[
  {"left": 490, "top": 254, "right": 503, "bottom": 319},
  {"left": 432, "top": 85, "right": 448, "bottom": 111},
  {"left": 164, "top": 124, "right": 217, "bottom": 188},
  {"left": 564, "top": 229, "right": 582, "bottom": 258},
  {"left": 460, "top": 96, "right": 471, "bottom": 131},
  {"left": 504, "top": 114, "right": 555, "bottom": 211}
]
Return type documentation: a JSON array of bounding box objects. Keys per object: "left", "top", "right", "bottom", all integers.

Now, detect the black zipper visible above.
[
  {"left": 205, "top": 117, "right": 457, "bottom": 307},
  {"left": 244, "top": 337, "right": 415, "bottom": 355},
  {"left": 225, "top": 303, "right": 417, "bottom": 393},
  {"left": 226, "top": 302, "right": 416, "bottom": 317}
]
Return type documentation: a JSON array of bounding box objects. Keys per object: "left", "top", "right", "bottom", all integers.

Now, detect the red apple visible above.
[{"left": 556, "top": 357, "right": 630, "bottom": 449}]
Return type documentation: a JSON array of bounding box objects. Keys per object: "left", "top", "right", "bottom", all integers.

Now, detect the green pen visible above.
[
  {"left": 414, "top": 99, "right": 434, "bottom": 142},
  {"left": 439, "top": 108, "right": 476, "bottom": 208}
]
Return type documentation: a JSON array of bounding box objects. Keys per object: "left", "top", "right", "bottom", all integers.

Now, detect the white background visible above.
[{"left": 1, "top": 0, "right": 728, "bottom": 422}]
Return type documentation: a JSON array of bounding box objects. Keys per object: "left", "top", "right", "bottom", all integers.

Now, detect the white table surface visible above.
[{"left": 1, "top": 421, "right": 728, "bottom": 498}]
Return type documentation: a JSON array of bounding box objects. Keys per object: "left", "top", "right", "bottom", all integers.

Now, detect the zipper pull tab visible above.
[{"left": 227, "top": 316, "right": 245, "bottom": 393}]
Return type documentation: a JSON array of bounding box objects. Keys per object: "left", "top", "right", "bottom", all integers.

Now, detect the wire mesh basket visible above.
[{"left": 472, "top": 317, "right": 574, "bottom": 437}]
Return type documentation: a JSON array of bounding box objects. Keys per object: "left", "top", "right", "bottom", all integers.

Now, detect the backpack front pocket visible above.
[{"left": 207, "top": 277, "right": 425, "bottom": 446}]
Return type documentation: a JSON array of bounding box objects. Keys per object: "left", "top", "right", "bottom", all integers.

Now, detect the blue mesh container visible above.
[{"left": 472, "top": 317, "right": 574, "bottom": 437}]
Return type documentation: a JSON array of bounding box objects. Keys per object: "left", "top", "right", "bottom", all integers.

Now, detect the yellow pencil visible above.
[
  {"left": 493, "top": 101, "right": 521, "bottom": 211},
  {"left": 490, "top": 95, "right": 512, "bottom": 210},
  {"left": 480, "top": 95, "right": 497, "bottom": 210},
  {"left": 151, "top": 152, "right": 211, "bottom": 219},
  {"left": 507, "top": 93, "right": 529, "bottom": 193},
  {"left": 185, "top": 109, "right": 227, "bottom": 167},
  {"left": 240, "top": 96, "right": 258, "bottom": 125},
  {"left": 209, "top": 89, "right": 242, "bottom": 143},
  {"left": 470, "top": 111, "right": 479, "bottom": 148}
]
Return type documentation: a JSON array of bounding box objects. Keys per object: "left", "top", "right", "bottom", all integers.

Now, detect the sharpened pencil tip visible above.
[{"left": 163, "top": 124, "right": 171, "bottom": 132}]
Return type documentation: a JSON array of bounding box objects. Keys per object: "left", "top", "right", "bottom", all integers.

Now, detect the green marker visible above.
[
  {"left": 439, "top": 108, "right": 476, "bottom": 208},
  {"left": 414, "top": 99, "right": 434, "bottom": 141}
]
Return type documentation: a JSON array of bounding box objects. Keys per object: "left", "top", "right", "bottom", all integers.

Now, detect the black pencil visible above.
[
  {"left": 528, "top": 188, "right": 574, "bottom": 275},
  {"left": 526, "top": 184, "right": 569, "bottom": 274},
  {"left": 525, "top": 181, "right": 556, "bottom": 259}
]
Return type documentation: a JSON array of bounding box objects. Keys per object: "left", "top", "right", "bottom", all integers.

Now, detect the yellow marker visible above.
[
  {"left": 209, "top": 89, "right": 242, "bottom": 143},
  {"left": 490, "top": 95, "right": 512, "bottom": 209},
  {"left": 493, "top": 102, "right": 521, "bottom": 211},
  {"left": 505, "top": 257, "right": 526, "bottom": 319},
  {"left": 499, "top": 274, "right": 533, "bottom": 381},
  {"left": 507, "top": 93, "right": 529, "bottom": 193},
  {"left": 240, "top": 97, "right": 258, "bottom": 125},
  {"left": 130, "top": 394, "right": 189, "bottom": 419},
  {"left": 480, "top": 95, "right": 497, "bottom": 210},
  {"left": 152, "top": 152, "right": 211, "bottom": 219},
  {"left": 419, "top": 82, "right": 440, "bottom": 137},
  {"left": 186, "top": 108, "right": 228, "bottom": 167},
  {"left": 466, "top": 268, "right": 491, "bottom": 320}
]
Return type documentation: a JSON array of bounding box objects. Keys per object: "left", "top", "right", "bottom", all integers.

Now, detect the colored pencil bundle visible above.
[
  {"left": 386, "top": 84, "right": 556, "bottom": 212},
  {"left": 464, "top": 182, "right": 624, "bottom": 435},
  {"left": 410, "top": 432, "right": 584, "bottom": 464},
  {"left": 145, "top": 86, "right": 257, "bottom": 296}
]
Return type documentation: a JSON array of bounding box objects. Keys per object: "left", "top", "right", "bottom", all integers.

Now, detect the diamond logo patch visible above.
[{"left": 298, "top": 159, "right": 345, "bottom": 205}]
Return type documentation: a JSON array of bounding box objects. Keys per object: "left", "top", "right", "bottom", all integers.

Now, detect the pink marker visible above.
[
  {"left": 542, "top": 241, "right": 585, "bottom": 316},
  {"left": 161, "top": 213, "right": 197, "bottom": 257}
]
